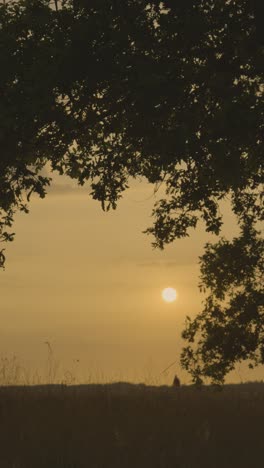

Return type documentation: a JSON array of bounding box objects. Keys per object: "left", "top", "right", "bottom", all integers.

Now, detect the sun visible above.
[{"left": 162, "top": 287, "right": 177, "bottom": 303}]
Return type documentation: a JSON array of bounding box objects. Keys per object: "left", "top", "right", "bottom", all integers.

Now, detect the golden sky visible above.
[{"left": 0, "top": 173, "right": 262, "bottom": 384}]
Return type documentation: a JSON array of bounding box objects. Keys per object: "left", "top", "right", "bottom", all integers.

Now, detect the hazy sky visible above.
[{"left": 0, "top": 172, "right": 262, "bottom": 384}]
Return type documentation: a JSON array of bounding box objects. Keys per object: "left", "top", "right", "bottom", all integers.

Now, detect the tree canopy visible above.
[{"left": 0, "top": 0, "right": 263, "bottom": 383}]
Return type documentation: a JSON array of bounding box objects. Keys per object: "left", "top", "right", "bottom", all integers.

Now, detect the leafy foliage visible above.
[
  {"left": 0, "top": 0, "right": 263, "bottom": 381},
  {"left": 181, "top": 218, "right": 264, "bottom": 384}
]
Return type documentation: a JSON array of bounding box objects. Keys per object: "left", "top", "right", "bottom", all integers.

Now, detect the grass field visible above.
[{"left": 0, "top": 381, "right": 263, "bottom": 468}]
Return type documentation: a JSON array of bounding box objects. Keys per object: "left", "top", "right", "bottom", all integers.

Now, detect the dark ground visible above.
[{"left": 0, "top": 381, "right": 263, "bottom": 468}]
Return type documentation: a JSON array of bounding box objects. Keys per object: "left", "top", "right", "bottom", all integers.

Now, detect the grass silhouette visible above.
[{"left": 0, "top": 355, "right": 263, "bottom": 467}]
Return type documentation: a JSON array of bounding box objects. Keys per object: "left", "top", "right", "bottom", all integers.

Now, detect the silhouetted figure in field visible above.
[{"left": 173, "top": 375, "right": 181, "bottom": 387}]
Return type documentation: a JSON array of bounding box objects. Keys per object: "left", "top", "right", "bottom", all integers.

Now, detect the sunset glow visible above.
[{"left": 162, "top": 288, "right": 177, "bottom": 303}]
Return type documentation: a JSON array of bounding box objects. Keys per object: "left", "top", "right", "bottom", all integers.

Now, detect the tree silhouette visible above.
[
  {"left": 181, "top": 217, "right": 263, "bottom": 384},
  {"left": 0, "top": 0, "right": 263, "bottom": 382}
]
